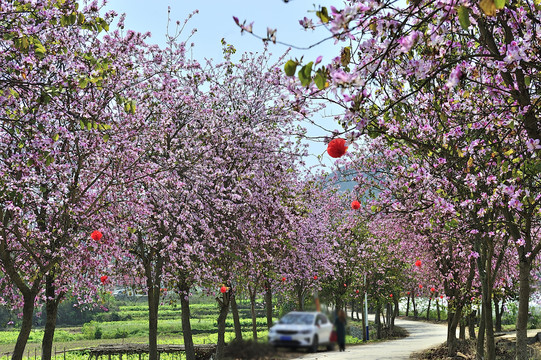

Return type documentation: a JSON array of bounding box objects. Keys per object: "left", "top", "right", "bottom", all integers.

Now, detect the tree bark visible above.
[
  {"left": 41, "top": 275, "right": 64, "bottom": 360},
  {"left": 493, "top": 297, "right": 502, "bottom": 333},
  {"left": 249, "top": 291, "right": 258, "bottom": 341},
  {"left": 264, "top": 282, "right": 273, "bottom": 329},
  {"left": 426, "top": 297, "right": 432, "bottom": 321},
  {"left": 412, "top": 292, "right": 417, "bottom": 318},
  {"left": 11, "top": 292, "right": 36, "bottom": 360},
  {"left": 516, "top": 259, "right": 531, "bottom": 360},
  {"left": 447, "top": 303, "right": 463, "bottom": 356},
  {"left": 146, "top": 257, "right": 163, "bottom": 360},
  {"left": 230, "top": 294, "right": 242, "bottom": 341},
  {"left": 375, "top": 304, "right": 382, "bottom": 339},
  {"left": 468, "top": 310, "right": 477, "bottom": 340},
  {"left": 216, "top": 292, "right": 231, "bottom": 360},
  {"left": 476, "top": 306, "right": 485, "bottom": 360},
  {"left": 405, "top": 293, "right": 410, "bottom": 317},
  {"left": 179, "top": 285, "right": 195, "bottom": 360}
]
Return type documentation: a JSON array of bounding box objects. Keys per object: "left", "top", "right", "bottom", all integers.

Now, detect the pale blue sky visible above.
[{"left": 104, "top": 0, "right": 346, "bottom": 170}]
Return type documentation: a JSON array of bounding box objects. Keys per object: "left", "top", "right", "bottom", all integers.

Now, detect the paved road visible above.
[{"left": 293, "top": 318, "right": 448, "bottom": 360}]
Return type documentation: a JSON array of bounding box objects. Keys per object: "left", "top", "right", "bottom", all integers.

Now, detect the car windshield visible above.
[{"left": 279, "top": 313, "right": 315, "bottom": 325}]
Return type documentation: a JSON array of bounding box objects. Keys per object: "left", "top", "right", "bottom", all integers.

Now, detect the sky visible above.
[{"left": 103, "top": 0, "right": 346, "bottom": 171}]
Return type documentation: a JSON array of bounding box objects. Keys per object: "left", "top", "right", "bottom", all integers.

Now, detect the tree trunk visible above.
[
  {"left": 11, "top": 292, "right": 36, "bottom": 360},
  {"left": 476, "top": 306, "right": 485, "bottom": 360},
  {"left": 230, "top": 293, "right": 242, "bottom": 341},
  {"left": 375, "top": 304, "right": 382, "bottom": 339},
  {"left": 216, "top": 292, "right": 231, "bottom": 360},
  {"left": 516, "top": 259, "right": 531, "bottom": 360},
  {"left": 447, "top": 304, "right": 463, "bottom": 357},
  {"left": 264, "top": 282, "right": 273, "bottom": 329},
  {"left": 426, "top": 297, "right": 432, "bottom": 321},
  {"left": 460, "top": 317, "right": 466, "bottom": 340},
  {"left": 493, "top": 297, "right": 502, "bottom": 333},
  {"left": 296, "top": 285, "right": 305, "bottom": 311},
  {"left": 146, "top": 257, "right": 163, "bottom": 360},
  {"left": 249, "top": 291, "right": 258, "bottom": 341},
  {"left": 406, "top": 293, "right": 410, "bottom": 317},
  {"left": 147, "top": 282, "right": 160, "bottom": 360},
  {"left": 41, "top": 275, "right": 64, "bottom": 360},
  {"left": 469, "top": 310, "right": 477, "bottom": 340},
  {"left": 180, "top": 286, "right": 195, "bottom": 360},
  {"left": 436, "top": 299, "right": 440, "bottom": 322},
  {"left": 391, "top": 298, "right": 398, "bottom": 331},
  {"left": 412, "top": 293, "right": 417, "bottom": 318},
  {"left": 481, "top": 263, "right": 496, "bottom": 360}
]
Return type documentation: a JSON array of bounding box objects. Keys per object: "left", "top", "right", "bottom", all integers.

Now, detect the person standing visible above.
[{"left": 335, "top": 309, "right": 347, "bottom": 352}]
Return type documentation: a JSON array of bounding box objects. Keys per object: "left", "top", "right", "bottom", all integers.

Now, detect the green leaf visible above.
[
  {"left": 457, "top": 6, "right": 471, "bottom": 30},
  {"left": 525, "top": 76, "right": 531, "bottom": 86},
  {"left": 314, "top": 70, "right": 327, "bottom": 90},
  {"left": 494, "top": 0, "right": 505, "bottom": 9},
  {"left": 103, "top": 134, "right": 110, "bottom": 142},
  {"left": 79, "top": 78, "right": 88, "bottom": 89},
  {"left": 52, "top": 133, "right": 59, "bottom": 141},
  {"left": 284, "top": 60, "right": 298, "bottom": 77},
  {"left": 34, "top": 41, "right": 46, "bottom": 58},
  {"left": 298, "top": 62, "right": 313, "bottom": 87},
  {"left": 316, "top": 7, "right": 329, "bottom": 23}
]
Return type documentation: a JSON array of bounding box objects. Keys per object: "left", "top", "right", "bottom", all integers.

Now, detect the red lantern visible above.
[
  {"left": 356, "top": 290, "right": 359, "bottom": 294},
  {"left": 100, "top": 275, "right": 108, "bottom": 284},
  {"left": 343, "top": 283, "right": 347, "bottom": 287},
  {"left": 431, "top": 287, "right": 435, "bottom": 292},
  {"left": 407, "top": 291, "right": 410, "bottom": 295},
  {"left": 351, "top": 200, "right": 361, "bottom": 210},
  {"left": 419, "top": 284, "right": 423, "bottom": 289},
  {"left": 327, "top": 138, "right": 348, "bottom": 158},
  {"left": 282, "top": 277, "right": 286, "bottom": 282},
  {"left": 91, "top": 230, "right": 103, "bottom": 242},
  {"left": 440, "top": 295, "right": 444, "bottom": 299},
  {"left": 389, "top": 294, "right": 393, "bottom": 298},
  {"left": 415, "top": 260, "right": 422, "bottom": 267},
  {"left": 313, "top": 275, "right": 318, "bottom": 280},
  {"left": 220, "top": 286, "right": 227, "bottom": 293}
]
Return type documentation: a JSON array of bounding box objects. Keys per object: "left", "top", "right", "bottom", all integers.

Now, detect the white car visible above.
[{"left": 268, "top": 311, "right": 335, "bottom": 352}]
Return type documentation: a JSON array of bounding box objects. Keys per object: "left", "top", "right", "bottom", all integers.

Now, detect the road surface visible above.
[{"left": 293, "top": 317, "right": 447, "bottom": 360}]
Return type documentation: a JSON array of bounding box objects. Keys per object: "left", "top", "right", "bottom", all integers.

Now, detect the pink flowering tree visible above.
[
  {"left": 245, "top": 0, "right": 541, "bottom": 358},
  {"left": 0, "top": 1, "right": 143, "bottom": 359}
]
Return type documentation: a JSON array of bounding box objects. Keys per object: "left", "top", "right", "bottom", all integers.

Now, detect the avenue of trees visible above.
[{"left": 1, "top": 1, "right": 541, "bottom": 360}]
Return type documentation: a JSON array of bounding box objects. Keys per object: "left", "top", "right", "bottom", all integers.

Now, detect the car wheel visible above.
[{"left": 310, "top": 335, "right": 319, "bottom": 353}]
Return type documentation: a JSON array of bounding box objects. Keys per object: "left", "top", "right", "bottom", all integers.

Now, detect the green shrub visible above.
[{"left": 81, "top": 321, "right": 103, "bottom": 339}]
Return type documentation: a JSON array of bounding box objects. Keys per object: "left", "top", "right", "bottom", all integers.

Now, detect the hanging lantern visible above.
[
  {"left": 440, "top": 295, "right": 444, "bottom": 299},
  {"left": 351, "top": 200, "right": 361, "bottom": 210},
  {"left": 91, "top": 230, "right": 103, "bottom": 242},
  {"left": 356, "top": 290, "right": 360, "bottom": 294},
  {"left": 431, "top": 287, "right": 435, "bottom": 292},
  {"left": 100, "top": 275, "right": 108, "bottom": 284},
  {"left": 327, "top": 138, "right": 348, "bottom": 158},
  {"left": 220, "top": 286, "right": 227, "bottom": 293},
  {"left": 419, "top": 284, "right": 423, "bottom": 289},
  {"left": 282, "top": 277, "right": 286, "bottom": 282},
  {"left": 406, "top": 291, "right": 410, "bottom": 295},
  {"left": 313, "top": 275, "right": 318, "bottom": 280},
  {"left": 415, "top": 260, "right": 422, "bottom": 267},
  {"left": 343, "top": 283, "right": 347, "bottom": 287},
  {"left": 389, "top": 294, "right": 393, "bottom": 298}
]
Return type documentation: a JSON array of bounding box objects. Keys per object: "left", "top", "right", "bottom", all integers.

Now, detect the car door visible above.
[{"left": 316, "top": 314, "right": 333, "bottom": 343}]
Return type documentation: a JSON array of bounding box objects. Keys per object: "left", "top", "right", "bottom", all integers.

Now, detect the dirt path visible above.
[{"left": 292, "top": 317, "right": 447, "bottom": 360}]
